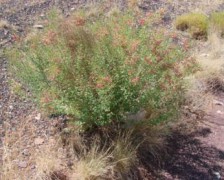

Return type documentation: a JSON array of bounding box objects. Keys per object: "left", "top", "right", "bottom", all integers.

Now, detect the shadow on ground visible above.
[{"left": 156, "top": 127, "right": 224, "bottom": 180}]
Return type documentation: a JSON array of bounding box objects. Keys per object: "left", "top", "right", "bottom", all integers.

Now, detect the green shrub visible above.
[
  {"left": 175, "top": 13, "right": 208, "bottom": 39},
  {"left": 9, "top": 10, "right": 191, "bottom": 129},
  {"left": 210, "top": 12, "right": 224, "bottom": 37}
]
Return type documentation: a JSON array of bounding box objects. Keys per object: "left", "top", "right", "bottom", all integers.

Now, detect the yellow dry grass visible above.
[
  {"left": 0, "top": 112, "right": 64, "bottom": 180},
  {"left": 72, "top": 144, "right": 113, "bottom": 180},
  {"left": 33, "top": 143, "right": 66, "bottom": 180},
  {"left": 1, "top": 118, "right": 35, "bottom": 179},
  {"left": 196, "top": 31, "right": 224, "bottom": 72},
  {"left": 1, "top": 115, "right": 139, "bottom": 180},
  {"left": 184, "top": 30, "right": 224, "bottom": 115}
]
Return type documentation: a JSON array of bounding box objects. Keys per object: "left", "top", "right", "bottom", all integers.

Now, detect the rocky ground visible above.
[{"left": 1, "top": 0, "right": 224, "bottom": 179}]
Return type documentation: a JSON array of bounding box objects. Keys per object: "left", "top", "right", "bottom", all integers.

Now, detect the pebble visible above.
[
  {"left": 30, "top": 165, "right": 36, "bottom": 170},
  {"left": 49, "top": 127, "right": 55, "bottom": 135},
  {"left": 213, "top": 172, "right": 221, "bottom": 179},
  {"left": 18, "top": 161, "right": 28, "bottom": 168},
  {"left": 213, "top": 100, "right": 224, "bottom": 106},
  {"left": 201, "top": 53, "right": 209, "bottom": 57},
  {"left": 62, "top": 128, "right": 71, "bottom": 134},
  {"left": 162, "top": 13, "right": 171, "bottom": 22},
  {"left": 34, "top": 137, "right": 44, "bottom": 145},
  {"left": 33, "top": 25, "right": 44, "bottom": 29},
  {"left": 67, "top": 160, "right": 74, "bottom": 167},
  {"left": 35, "top": 113, "right": 41, "bottom": 120},
  {"left": 217, "top": 110, "right": 223, "bottom": 114},
  {"left": 22, "top": 149, "right": 30, "bottom": 156}
]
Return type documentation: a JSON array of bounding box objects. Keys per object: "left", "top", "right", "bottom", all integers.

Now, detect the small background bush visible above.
[
  {"left": 175, "top": 13, "right": 208, "bottom": 39},
  {"left": 210, "top": 12, "right": 224, "bottom": 37},
  {"left": 9, "top": 9, "right": 191, "bottom": 129}
]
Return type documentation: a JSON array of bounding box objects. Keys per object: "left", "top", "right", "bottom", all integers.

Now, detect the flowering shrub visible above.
[{"left": 9, "top": 10, "right": 192, "bottom": 129}]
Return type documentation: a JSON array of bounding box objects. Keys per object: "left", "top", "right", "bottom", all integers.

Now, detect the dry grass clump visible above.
[
  {"left": 72, "top": 144, "right": 113, "bottom": 180},
  {"left": 133, "top": 124, "right": 168, "bottom": 166},
  {"left": 60, "top": 122, "right": 168, "bottom": 179},
  {"left": 1, "top": 110, "right": 68, "bottom": 180},
  {"left": 206, "top": 72, "right": 224, "bottom": 93},
  {"left": 71, "top": 128, "right": 167, "bottom": 179},
  {"left": 61, "top": 126, "right": 138, "bottom": 179},
  {"left": 1, "top": 119, "right": 167, "bottom": 180},
  {"left": 175, "top": 11, "right": 224, "bottom": 40},
  {"left": 183, "top": 29, "right": 224, "bottom": 117},
  {"left": 184, "top": 76, "right": 212, "bottom": 116},
  {"left": 196, "top": 30, "right": 224, "bottom": 78},
  {"left": 175, "top": 13, "right": 208, "bottom": 39},
  {"left": 1, "top": 121, "right": 32, "bottom": 180},
  {"left": 183, "top": 71, "right": 224, "bottom": 120},
  {"left": 111, "top": 133, "right": 137, "bottom": 178},
  {"left": 210, "top": 12, "right": 224, "bottom": 37},
  {"left": 34, "top": 143, "right": 67, "bottom": 180}
]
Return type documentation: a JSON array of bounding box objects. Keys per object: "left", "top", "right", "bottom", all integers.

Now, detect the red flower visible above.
[
  {"left": 183, "top": 40, "right": 190, "bottom": 50},
  {"left": 102, "top": 76, "right": 112, "bottom": 83},
  {"left": 96, "top": 83, "right": 104, "bottom": 89},
  {"left": 139, "top": 19, "right": 145, "bottom": 26},
  {"left": 145, "top": 57, "right": 153, "bottom": 65},
  {"left": 12, "top": 34, "right": 19, "bottom": 42},
  {"left": 131, "top": 77, "right": 139, "bottom": 84},
  {"left": 131, "top": 40, "right": 140, "bottom": 52},
  {"left": 75, "top": 18, "right": 85, "bottom": 26},
  {"left": 146, "top": 12, "right": 152, "bottom": 17}
]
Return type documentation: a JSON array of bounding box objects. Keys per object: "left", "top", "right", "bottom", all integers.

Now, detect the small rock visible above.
[
  {"left": 67, "top": 160, "right": 74, "bottom": 167},
  {"left": 162, "top": 13, "right": 171, "bottom": 22},
  {"left": 213, "top": 100, "right": 224, "bottom": 106},
  {"left": 22, "top": 149, "right": 30, "bottom": 156},
  {"left": 62, "top": 128, "right": 71, "bottom": 134},
  {"left": 35, "top": 113, "right": 41, "bottom": 120},
  {"left": 30, "top": 165, "right": 36, "bottom": 170},
  {"left": 191, "top": 114, "right": 197, "bottom": 120},
  {"left": 49, "top": 127, "right": 55, "bottom": 136},
  {"left": 13, "top": 159, "right": 19, "bottom": 164},
  {"left": 40, "top": 14, "right": 45, "bottom": 18},
  {"left": 49, "top": 138, "right": 56, "bottom": 145},
  {"left": 71, "top": 7, "right": 75, "bottom": 11},
  {"left": 34, "top": 137, "right": 44, "bottom": 145},
  {"left": 9, "top": 105, "right": 13, "bottom": 110},
  {"left": 18, "top": 161, "right": 27, "bottom": 168},
  {"left": 33, "top": 25, "right": 44, "bottom": 29},
  {"left": 201, "top": 53, "right": 209, "bottom": 57},
  {"left": 217, "top": 110, "right": 223, "bottom": 114},
  {"left": 213, "top": 172, "right": 221, "bottom": 179}
]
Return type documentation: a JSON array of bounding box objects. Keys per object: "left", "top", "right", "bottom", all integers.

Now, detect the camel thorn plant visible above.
[{"left": 8, "top": 8, "right": 194, "bottom": 130}]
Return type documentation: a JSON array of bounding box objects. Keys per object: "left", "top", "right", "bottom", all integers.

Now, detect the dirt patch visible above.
[{"left": 161, "top": 128, "right": 224, "bottom": 180}]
